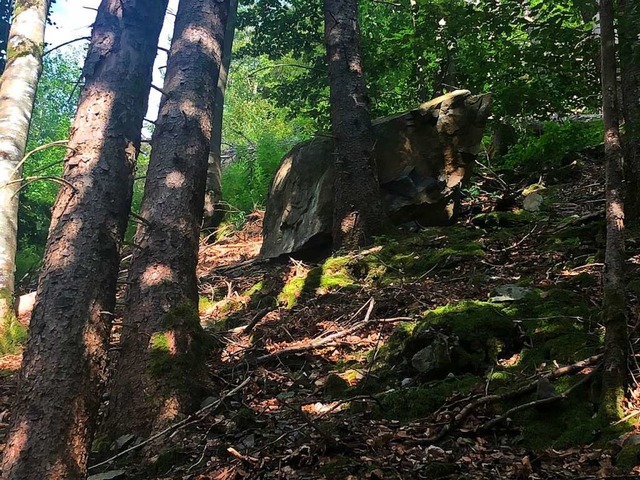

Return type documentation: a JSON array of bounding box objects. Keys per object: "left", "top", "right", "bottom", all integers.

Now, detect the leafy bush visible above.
[
  {"left": 0, "top": 315, "right": 28, "bottom": 355},
  {"left": 498, "top": 120, "right": 603, "bottom": 172},
  {"left": 222, "top": 133, "right": 301, "bottom": 224},
  {"left": 219, "top": 51, "right": 315, "bottom": 224}
]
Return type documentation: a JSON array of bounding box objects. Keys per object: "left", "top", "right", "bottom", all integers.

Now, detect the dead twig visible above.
[
  {"left": 252, "top": 299, "right": 376, "bottom": 365},
  {"left": 88, "top": 377, "right": 251, "bottom": 471}
]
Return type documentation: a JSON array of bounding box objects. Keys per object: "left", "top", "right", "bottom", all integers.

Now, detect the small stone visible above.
[
  {"left": 623, "top": 434, "right": 640, "bottom": 446},
  {"left": 536, "top": 378, "right": 557, "bottom": 400},
  {"left": 114, "top": 434, "right": 135, "bottom": 451},
  {"left": 401, "top": 377, "right": 413, "bottom": 387},
  {"left": 199, "top": 396, "right": 216, "bottom": 409},
  {"left": 411, "top": 335, "right": 452, "bottom": 374},
  {"left": 490, "top": 284, "right": 531, "bottom": 302},
  {"left": 523, "top": 192, "right": 544, "bottom": 211},
  {"left": 88, "top": 470, "right": 126, "bottom": 480}
]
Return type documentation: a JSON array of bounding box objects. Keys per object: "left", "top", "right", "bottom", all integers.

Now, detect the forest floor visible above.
[{"left": 4, "top": 150, "right": 640, "bottom": 479}]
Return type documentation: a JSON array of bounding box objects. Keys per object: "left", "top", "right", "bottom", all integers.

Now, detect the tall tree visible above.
[
  {"left": 0, "top": 0, "right": 49, "bottom": 324},
  {"left": 0, "top": 0, "right": 168, "bottom": 477},
  {"left": 324, "top": 0, "right": 385, "bottom": 250},
  {"left": 598, "top": 0, "right": 628, "bottom": 422},
  {"left": 619, "top": 0, "right": 640, "bottom": 221},
  {"left": 203, "top": 0, "right": 238, "bottom": 234},
  {"left": 0, "top": 0, "right": 13, "bottom": 73},
  {"left": 103, "top": 0, "right": 229, "bottom": 440}
]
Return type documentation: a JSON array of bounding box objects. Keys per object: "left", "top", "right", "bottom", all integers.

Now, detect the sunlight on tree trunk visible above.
[
  {"left": 324, "top": 0, "right": 386, "bottom": 251},
  {"left": 0, "top": 0, "right": 48, "bottom": 325},
  {"left": 0, "top": 1, "right": 167, "bottom": 478},
  {"left": 203, "top": 0, "right": 238, "bottom": 237},
  {"left": 103, "top": 0, "right": 229, "bottom": 442},
  {"left": 598, "top": 0, "right": 628, "bottom": 422}
]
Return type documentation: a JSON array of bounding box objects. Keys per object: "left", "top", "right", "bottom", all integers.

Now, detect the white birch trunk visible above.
[{"left": 0, "top": 0, "right": 48, "bottom": 321}]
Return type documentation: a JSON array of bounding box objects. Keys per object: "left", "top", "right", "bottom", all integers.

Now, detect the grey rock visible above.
[
  {"left": 523, "top": 192, "right": 544, "bottom": 211},
  {"left": 490, "top": 284, "right": 531, "bottom": 302},
  {"left": 113, "top": 434, "right": 135, "bottom": 451},
  {"left": 411, "top": 335, "right": 452, "bottom": 374},
  {"left": 260, "top": 91, "right": 492, "bottom": 258},
  {"left": 536, "top": 378, "right": 558, "bottom": 400}
]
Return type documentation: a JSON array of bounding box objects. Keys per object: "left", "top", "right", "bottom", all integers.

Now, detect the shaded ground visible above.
[{"left": 3, "top": 150, "right": 640, "bottom": 479}]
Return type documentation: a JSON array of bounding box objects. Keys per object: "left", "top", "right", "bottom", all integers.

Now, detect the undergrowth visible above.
[{"left": 498, "top": 120, "right": 603, "bottom": 172}]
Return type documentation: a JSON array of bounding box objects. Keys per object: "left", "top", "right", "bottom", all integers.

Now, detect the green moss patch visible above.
[
  {"left": 0, "top": 314, "right": 27, "bottom": 356},
  {"left": 472, "top": 210, "right": 541, "bottom": 229},
  {"left": 512, "top": 382, "right": 601, "bottom": 450},
  {"left": 377, "top": 374, "right": 480, "bottom": 420},
  {"left": 277, "top": 259, "right": 358, "bottom": 309}
]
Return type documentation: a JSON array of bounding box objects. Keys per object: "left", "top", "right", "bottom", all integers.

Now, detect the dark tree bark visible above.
[
  {"left": 0, "top": 1, "right": 167, "bottom": 478},
  {"left": 324, "top": 0, "right": 385, "bottom": 250},
  {"left": 618, "top": 0, "right": 640, "bottom": 221},
  {"left": 598, "top": 0, "right": 628, "bottom": 422},
  {"left": 103, "top": 0, "right": 229, "bottom": 440},
  {"left": 202, "top": 0, "right": 238, "bottom": 235}
]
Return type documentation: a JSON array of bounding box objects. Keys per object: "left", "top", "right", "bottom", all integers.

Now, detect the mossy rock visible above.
[
  {"left": 377, "top": 374, "right": 480, "bottom": 420},
  {"left": 511, "top": 376, "right": 603, "bottom": 450},
  {"left": 324, "top": 374, "right": 351, "bottom": 398},
  {"left": 401, "top": 301, "right": 516, "bottom": 376},
  {"left": 616, "top": 444, "right": 640, "bottom": 471}
]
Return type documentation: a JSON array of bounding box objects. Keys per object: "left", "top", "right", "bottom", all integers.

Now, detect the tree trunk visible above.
[
  {"left": 0, "top": 0, "right": 48, "bottom": 324},
  {"left": 0, "top": 1, "right": 167, "bottom": 478},
  {"left": 598, "top": 0, "right": 628, "bottom": 422},
  {"left": 324, "top": 0, "right": 385, "bottom": 250},
  {"left": 0, "top": 0, "right": 13, "bottom": 74},
  {"left": 103, "top": 0, "right": 228, "bottom": 441},
  {"left": 618, "top": 0, "right": 640, "bottom": 221},
  {"left": 202, "top": 0, "right": 238, "bottom": 236}
]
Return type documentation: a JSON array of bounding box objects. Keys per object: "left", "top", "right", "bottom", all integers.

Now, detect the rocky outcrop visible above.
[{"left": 261, "top": 90, "right": 492, "bottom": 258}]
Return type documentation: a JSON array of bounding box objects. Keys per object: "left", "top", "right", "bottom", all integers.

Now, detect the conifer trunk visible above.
[
  {"left": 0, "top": 1, "right": 167, "bottom": 477},
  {"left": 103, "top": 0, "right": 228, "bottom": 441},
  {"left": 324, "top": 0, "right": 385, "bottom": 250},
  {"left": 203, "top": 0, "right": 238, "bottom": 235},
  {"left": 618, "top": 0, "right": 640, "bottom": 221},
  {"left": 0, "top": 0, "right": 47, "bottom": 323},
  {"left": 599, "top": 0, "right": 628, "bottom": 421}
]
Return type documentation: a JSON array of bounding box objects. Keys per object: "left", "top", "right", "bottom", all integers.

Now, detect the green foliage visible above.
[
  {"left": 0, "top": 314, "right": 28, "bottom": 355},
  {"left": 240, "top": 0, "right": 600, "bottom": 120},
  {"left": 220, "top": 45, "right": 316, "bottom": 221},
  {"left": 17, "top": 51, "right": 81, "bottom": 283},
  {"left": 498, "top": 120, "right": 603, "bottom": 171}
]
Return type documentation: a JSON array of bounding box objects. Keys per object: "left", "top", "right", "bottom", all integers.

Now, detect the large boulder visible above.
[{"left": 261, "top": 90, "right": 492, "bottom": 258}]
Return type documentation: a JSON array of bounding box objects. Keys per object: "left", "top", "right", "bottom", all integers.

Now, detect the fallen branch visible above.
[
  {"left": 408, "top": 354, "right": 602, "bottom": 445},
  {"left": 480, "top": 367, "right": 598, "bottom": 431},
  {"left": 243, "top": 306, "right": 276, "bottom": 334},
  {"left": 252, "top": 299, "right": 376, "bottom": 364},
  {"left": 88, "top": 377, "right": 251, "bottom": 471}
]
